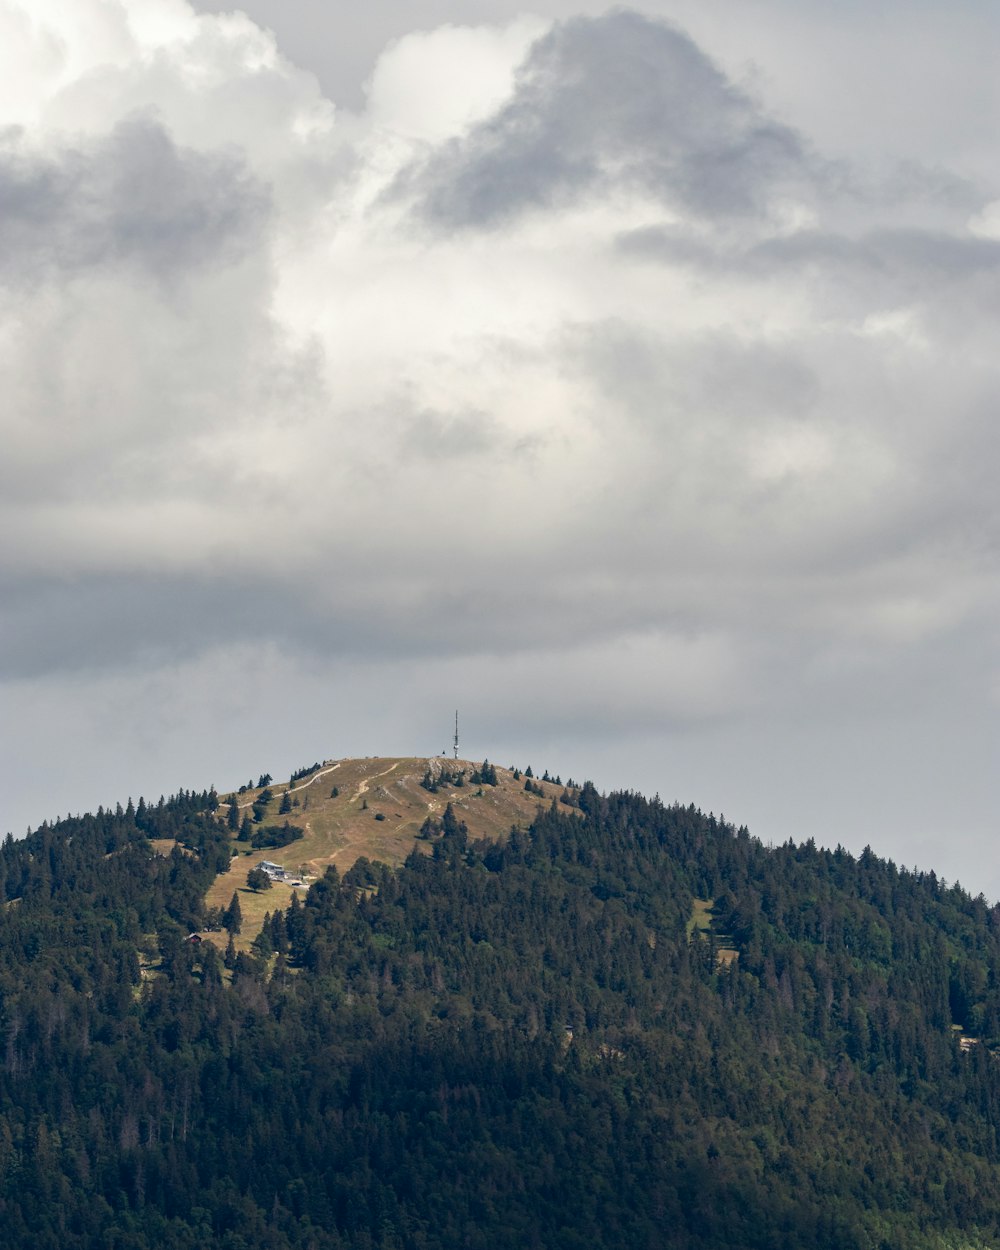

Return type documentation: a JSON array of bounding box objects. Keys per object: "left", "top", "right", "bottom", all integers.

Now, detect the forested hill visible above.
[{"left": 2, "top": 773, "right": 1000, "bottom": 1248}]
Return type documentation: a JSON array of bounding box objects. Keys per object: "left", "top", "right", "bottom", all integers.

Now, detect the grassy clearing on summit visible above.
[{"left": 200, "top": 756, "right": 577, "bottom": 949}]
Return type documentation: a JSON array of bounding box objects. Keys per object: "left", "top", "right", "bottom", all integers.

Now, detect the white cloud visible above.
[
  {"left": 1, "top": 0, "right": 998, "bottom": 895},
  {"left": 968, "top": 200, "right": 1000, "bottom": 241},
  {"left": 365, "top": 17, "right": 548, "bottom": 144}
]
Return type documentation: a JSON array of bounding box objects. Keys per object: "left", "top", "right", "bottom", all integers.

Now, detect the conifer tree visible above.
[{"left": 223, "top": 891, "right": 242, "bottom": 935}]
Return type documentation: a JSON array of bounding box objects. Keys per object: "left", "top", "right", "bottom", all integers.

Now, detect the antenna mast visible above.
[{"left": 453, "top": 711, "right": 459, "bottom": 761}]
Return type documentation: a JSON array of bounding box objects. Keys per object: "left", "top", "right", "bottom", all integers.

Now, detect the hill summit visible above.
[
  {"left": 203, "top": 756, "right": 578, "bottom": 947},
  {"left": 4, "top": 756, "right": 1000, "bottom": 1248}
]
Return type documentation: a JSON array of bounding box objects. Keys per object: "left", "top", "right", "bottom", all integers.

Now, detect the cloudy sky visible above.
[{"left": 3, "top": 0, "right": 998, "bottom": 894}]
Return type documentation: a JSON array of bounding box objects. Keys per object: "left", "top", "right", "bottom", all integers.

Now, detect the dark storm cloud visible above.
[
  {"left": 404, "top": 10, "right": 810, "bottom": 227},
  {"left": 0, "top": 116, "right": 269, "bottom": 284}
]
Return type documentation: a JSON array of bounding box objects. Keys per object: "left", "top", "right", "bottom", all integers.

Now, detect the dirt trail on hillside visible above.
[
  {"left": 351, "top": 761, "right": 400, "bottom": 803},
  {"left": 290, "top": 762, "right": 340, "bottom": 794},
  {"left": 226, "top": 762, "right": 341, "bottom": 810}
]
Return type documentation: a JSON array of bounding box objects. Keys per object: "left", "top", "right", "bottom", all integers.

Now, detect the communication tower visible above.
[{"left": 453, "top": 711, "right": 459, "bottom": 761}]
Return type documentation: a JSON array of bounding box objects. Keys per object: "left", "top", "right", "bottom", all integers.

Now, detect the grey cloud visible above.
[
  {"left": 621, "top": 222, "right": 1000, "bottom": 281},
  {"left": 3, "top": 0, "right": 998, "bottom": 902},
  {"left": 405, "top": 10, "right": 810, "bottom": 227},
  {"left": 553, "top": 309, "right": 1000, "bottom": 620},
  {"left": 400, "top": 407, "right": 500, "bottom": 460},
  {"left": 751, "top": 229, "right": 1000, "bottom": 283},
  {"left": 0, "top": 116, "right": 269, "bottom": 284},
  {"left": 0, "top": 574, "right": 281, "bottom": 679},
  {"left": 618, "top": 220, "right": 1000, "bottom": 372},
  {"left": 568, "top": 318, "right": 821, "bottom": 427},
  {"left": 0, "top": 555, "right": 668, "bottom": 682},
  {"left": 0, "top": 571, "right": 401, "bottom": 682},
  {"left": 615, "top": 223, "right": 720, "bottom": 267},
  {"left": 1, "top": 563, "right": 645, "bottom": 682}
]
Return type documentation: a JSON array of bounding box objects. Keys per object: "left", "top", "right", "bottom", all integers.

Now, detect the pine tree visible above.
[
  {"left": 223, "top": 891, "right": 242, "bottom": 935},
  {"left": 269, "top": 910, "right": 289, "bottom": 955}
]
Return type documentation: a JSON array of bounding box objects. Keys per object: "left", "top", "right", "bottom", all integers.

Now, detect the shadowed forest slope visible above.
[{"left": 1, "top": 765, "right": 999, "bottom": 1247}]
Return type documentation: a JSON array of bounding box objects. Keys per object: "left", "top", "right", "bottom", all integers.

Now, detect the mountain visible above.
[
  {"left": 204, "top": 756, "right": 577, "bottom": 949},
  {"left": 1, "top": 758, "right": 1000, "bottom": 1248}
]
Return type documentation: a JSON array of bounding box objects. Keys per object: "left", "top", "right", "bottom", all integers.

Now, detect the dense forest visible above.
[{"left": 2, "top": 778, "right": 1000, "bottom": 1247}]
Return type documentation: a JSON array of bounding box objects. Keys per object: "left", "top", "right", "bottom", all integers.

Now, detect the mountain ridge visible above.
[{"left": 2, "top": 758, "right": 1000, "bottom": 1247}]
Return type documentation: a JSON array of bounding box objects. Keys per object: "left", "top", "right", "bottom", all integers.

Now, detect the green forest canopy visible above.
[{"left": 0, "top": 778, "right": 999, "bottom": 1248}]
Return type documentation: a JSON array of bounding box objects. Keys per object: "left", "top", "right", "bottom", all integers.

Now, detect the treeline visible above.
[
  {"left": 251, "top": 822, "right": 304, "bottom": 850},
  {"left": 420, "top": 760, "right": 498, "bottom": 793},
  {"left": 290, "top": 762, "right": 322, "bottom": 784}
]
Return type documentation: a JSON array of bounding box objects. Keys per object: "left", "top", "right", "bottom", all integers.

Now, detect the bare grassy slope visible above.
[{"left": 204, "top": 757, "right": 576, "bottom": 948}]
